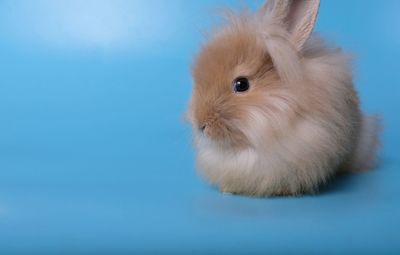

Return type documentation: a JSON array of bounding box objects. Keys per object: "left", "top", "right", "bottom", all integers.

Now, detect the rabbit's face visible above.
[
  {"left": 189, "top": 0, "right": 322, "bottom": 150},
  {"left": 189, "top": 27, "right": 288, "bottom": 148}
]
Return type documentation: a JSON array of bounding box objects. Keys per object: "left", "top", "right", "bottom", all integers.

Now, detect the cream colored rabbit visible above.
[{"left": 188, "top": 0, "right": 380, "bottom": 196}]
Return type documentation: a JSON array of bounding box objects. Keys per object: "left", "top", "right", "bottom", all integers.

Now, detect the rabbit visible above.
[{"left": 187, "top": 0, "right": 381, "bottom": 197}]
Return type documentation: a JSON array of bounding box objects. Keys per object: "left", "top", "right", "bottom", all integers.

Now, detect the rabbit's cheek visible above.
[{"left": 240, "top": 109, "right": 271, "bottom": 146}]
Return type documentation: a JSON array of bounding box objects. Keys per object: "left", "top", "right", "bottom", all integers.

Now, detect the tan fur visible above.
[{"left": 188, "top": 0, "right": 380, "bottom": 197}]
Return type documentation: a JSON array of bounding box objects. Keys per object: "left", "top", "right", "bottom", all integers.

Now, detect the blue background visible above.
[{"left": 0, "top": 0, "right": 399, "bottom": 254}]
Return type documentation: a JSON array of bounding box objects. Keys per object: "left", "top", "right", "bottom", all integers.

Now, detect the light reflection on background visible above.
[{"left": 0, "top": 0, "right": 187, "bottom": 51}]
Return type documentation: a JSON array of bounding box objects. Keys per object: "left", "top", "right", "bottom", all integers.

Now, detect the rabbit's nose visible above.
[{"left": 199, "top": 124, "right": 207, "bottom": 133}]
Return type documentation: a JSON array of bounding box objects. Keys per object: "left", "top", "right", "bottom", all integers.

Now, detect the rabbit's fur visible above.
[{"left": 188, "top": 0, "right": 380, "bottom": 196}]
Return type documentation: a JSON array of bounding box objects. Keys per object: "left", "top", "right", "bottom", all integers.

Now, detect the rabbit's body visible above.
[{"left": 188, "top": 0, "right": 380, "bottom": 196}]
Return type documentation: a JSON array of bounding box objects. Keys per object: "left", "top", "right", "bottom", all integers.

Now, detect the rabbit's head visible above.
[{"left": 189, "top": 0, "right": 320, "bottom": 148}]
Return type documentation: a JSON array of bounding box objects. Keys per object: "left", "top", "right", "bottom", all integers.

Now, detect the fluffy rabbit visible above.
[{"left": 188, "top": 0, "right": 380, "bottom": 196}]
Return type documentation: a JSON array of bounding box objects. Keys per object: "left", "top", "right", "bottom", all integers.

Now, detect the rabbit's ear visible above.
[{"left": 260, "top": 0, "right": 320, "bottom": 50}]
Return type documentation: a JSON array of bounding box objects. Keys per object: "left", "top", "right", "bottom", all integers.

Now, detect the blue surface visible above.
[{"left": 0, "top": 0, "right": 399, "bottom": 254}]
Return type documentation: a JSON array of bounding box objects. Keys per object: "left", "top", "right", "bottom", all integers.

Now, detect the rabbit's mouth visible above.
[{"left": 197, "top": 120, "right": 250, "bottom": 149}]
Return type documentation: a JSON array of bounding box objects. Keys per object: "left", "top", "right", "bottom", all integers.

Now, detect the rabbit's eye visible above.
[{"left": 233, "top": 77, "right": 250, "bottom": 93}]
